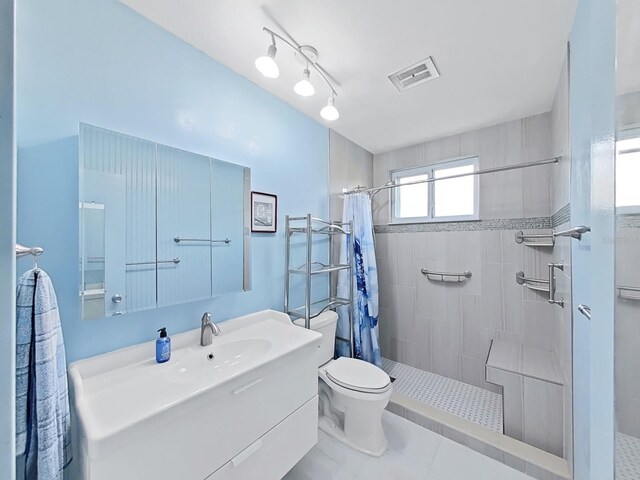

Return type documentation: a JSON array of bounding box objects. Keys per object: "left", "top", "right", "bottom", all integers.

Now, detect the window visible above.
[
  {"left": 390, "top": 156, "right": 479, "bottom": 223},
  {"left": 616, "top": 131, "right": 640, "bottom": 214}
]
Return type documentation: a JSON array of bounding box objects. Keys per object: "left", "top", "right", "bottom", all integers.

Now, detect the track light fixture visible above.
[
  {"left": 256, "top": 27, "right": 340, "bottom": 121},
  {"left": 254, "top": 33, "right": 279, "bottom": 79}
]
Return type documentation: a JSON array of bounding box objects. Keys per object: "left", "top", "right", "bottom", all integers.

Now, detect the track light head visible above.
[
  {"left": 320, "top": 94, "right": 339, "bottom": 121},
  {"left": 293, "top": 68, "right": 315, "bottom": 97},
  {"left": 255, "top": 41, "right": 279, "bottom": 79}
]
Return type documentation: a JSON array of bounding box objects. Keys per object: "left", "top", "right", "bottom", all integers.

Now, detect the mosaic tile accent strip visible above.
[
  {"left": 374, "top": 205, "right": 574, "bottom": 234},
  {"left": 375, "top": 217, "right": 551, "bottom": 234},
  {"left": 617, "top": 432, "right": 640, "bottom": 480},
  {"left": 551, "top": 203, "right": 571, "bottom": 228},
  {"left": 382, "top": 358, "right": 503, "bottom": 433}
]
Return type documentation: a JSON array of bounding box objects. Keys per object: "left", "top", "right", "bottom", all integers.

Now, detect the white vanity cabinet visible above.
[{"left": 69, "top": 310, "right": 321, "bottom": 480}]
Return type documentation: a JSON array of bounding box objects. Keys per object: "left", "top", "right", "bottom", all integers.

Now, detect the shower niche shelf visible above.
[{"left": 514, "top": 230, "right": 555, "bottom": 247}]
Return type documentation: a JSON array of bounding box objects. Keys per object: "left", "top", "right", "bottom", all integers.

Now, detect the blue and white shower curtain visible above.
[{"left": 336, "top": 193, "right": 381, "bottom": 367}]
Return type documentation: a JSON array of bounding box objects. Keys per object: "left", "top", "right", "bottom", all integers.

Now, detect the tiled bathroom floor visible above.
[
  {"left": 283, "top": 411, "right": 532, "bottom": 480},
  {"left": 382, "top": 358, "right": 504, "bottom": 433},
  {"left": 617, "top": 432, "right": 640, "bottom": 480}
]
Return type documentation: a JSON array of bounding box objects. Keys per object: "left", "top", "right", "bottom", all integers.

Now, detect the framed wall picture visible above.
[{"left": 251, "top": 191, "right": 277, "bottom": 233}]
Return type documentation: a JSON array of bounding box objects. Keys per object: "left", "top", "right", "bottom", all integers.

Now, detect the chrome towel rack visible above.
[
  {"left": 618, "top": 285, "right": 640, "bottom": 300},
  {"left": 421, "top": 269, "right": 472, "bottom": 282},
  {"left": 174, "top": 237, "right": 231, "bottom": 245},
  {"left": 126, "top": 258, "right": 180, "bottom": 267}
]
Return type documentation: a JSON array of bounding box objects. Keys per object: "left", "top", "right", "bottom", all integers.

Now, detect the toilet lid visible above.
[{"left": 325, "top": 357, "right": 391, "bottom": 393}]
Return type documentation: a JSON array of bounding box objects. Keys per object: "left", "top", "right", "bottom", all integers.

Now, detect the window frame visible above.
[
  {"left": 389, "top": 155, "right": 480, "bottom": 224},
  {"left": 616, "top": 125, "right": 640, "bottom": 215}
]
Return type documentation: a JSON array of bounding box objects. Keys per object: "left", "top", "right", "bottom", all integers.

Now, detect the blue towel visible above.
[
  {"left": 16, "top": 269, "right": 72, "bottom": 480},
  {"left": 336, "top": 193, "right": 382, "bottom": 367}
]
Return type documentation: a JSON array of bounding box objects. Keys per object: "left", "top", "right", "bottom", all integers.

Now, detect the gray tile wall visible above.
[
  {"left": 375, "top": 228, "right": 560, "bottom": 394},
  {"left": 329, "top": 129, "right": 373, "bottom": 220},
  {"left": 551, "top": 58, "right": 571, "bottom": 215}
]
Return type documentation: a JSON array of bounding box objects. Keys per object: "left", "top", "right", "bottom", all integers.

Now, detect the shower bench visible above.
[{"left": 486, "top": 340, "right": 565, "bottom": 458}]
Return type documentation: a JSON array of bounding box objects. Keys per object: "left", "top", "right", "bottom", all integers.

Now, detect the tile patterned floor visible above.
[
  {"left": 382, "top": 358, "right": 504, "bottom": 433},
  {"left": 283, "top": 411, "right": 532, "bottom": 480},
  {"left": 617, "top": 432, "right": 640, "bottom": 480}
]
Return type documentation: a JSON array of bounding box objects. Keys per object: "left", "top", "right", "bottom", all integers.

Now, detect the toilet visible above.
[{"left": 293, "top": 311, "right": 392, "bottom": 457}]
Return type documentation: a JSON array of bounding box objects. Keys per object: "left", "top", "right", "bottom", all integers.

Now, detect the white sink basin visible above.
[
  {"left": 167, "top": 338, "right": 272, "bottom": 384},
  {"left": 69, "top": 309, "right": 322, "bottom": 480}
]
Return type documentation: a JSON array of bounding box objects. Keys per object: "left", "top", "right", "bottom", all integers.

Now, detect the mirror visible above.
[{"left": 79, "top": 123, "right": 251, "bottom": 320}]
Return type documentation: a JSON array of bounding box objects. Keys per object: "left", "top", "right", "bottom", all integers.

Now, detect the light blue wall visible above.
[
  {"left": 0, "top": 0, "right": 16, "bottom": 476},
  {"left": 569, "top": 0, "right": 616, "bottom": 477},
  {"left": 16, "top": 0, "right": 329, "bottom": 363}
]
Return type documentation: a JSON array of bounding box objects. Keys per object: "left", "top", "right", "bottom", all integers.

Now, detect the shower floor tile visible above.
[
  {"left": 381, "top": 358, "right": 504, "bottom": 433},
  {"left": 617, "top": 432, "right": 640, "bottom": 480}
]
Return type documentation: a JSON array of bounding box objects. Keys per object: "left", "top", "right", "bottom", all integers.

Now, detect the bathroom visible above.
[{"left": 0, "top": 0, "right": 638, "bottom": 479}]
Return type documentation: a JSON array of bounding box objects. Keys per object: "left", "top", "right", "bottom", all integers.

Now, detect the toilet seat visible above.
[{"left": 324, "top": 357, "right": 391, "bottom": 394}]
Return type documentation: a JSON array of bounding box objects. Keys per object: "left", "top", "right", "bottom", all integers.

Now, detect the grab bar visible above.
[
  {"left": 126, "top": 258, "right": 180, "bottom": 267},
  {"left": 515, "top": 271, "right": 550, "bottom": 293},
  {"left": 548, "top": 262, "right": 565, "bottom": 307},
  {"left": 174, "top": 237, "right": 230, "bottom": 244},
  {"left": 420, "top": 269, "right": 472, "bottom": 282}
]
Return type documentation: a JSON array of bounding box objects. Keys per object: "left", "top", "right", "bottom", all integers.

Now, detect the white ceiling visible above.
[{"left": 121, "top": 0, "right": 578, "bottom": 154}]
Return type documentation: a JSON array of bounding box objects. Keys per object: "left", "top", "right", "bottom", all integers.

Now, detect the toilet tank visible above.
[{"left": 293, "top": 311, "right": 338, "bottom": 366}]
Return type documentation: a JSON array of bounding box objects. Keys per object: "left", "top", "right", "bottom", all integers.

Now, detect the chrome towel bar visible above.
[
  {"left": 174, "top": 237, "right": 230, "bottom": 244},
  {"left": 421, "top": 269, "right": 472, "bottom": 282},
  {"left": 16, "top": 243, "right": 44, "bottom": 259},
  {"left": 126, "top": 258, "right": 180, "bottom": 267}
]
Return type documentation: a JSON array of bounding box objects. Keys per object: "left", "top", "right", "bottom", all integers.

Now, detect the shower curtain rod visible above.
[{"left": 343, "top": 156, "right": 561, "bottom": 197}]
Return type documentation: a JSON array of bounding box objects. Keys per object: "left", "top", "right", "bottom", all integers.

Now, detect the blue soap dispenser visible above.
[{"left": 156, "top": 327, "right": 171, "bottom": 363}]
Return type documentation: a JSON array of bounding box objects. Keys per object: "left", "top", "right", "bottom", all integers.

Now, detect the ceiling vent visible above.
[{"left": 388, "top": 57, "right": 440, "bottom": 92}]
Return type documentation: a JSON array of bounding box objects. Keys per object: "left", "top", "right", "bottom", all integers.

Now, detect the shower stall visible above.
[{"left": 330, "top": 94, "right": 575, "bottom": 478}]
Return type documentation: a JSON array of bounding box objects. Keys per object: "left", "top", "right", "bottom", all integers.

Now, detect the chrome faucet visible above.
[{"left": 200, "top": 312, "right": 221, "bottom": 346}]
